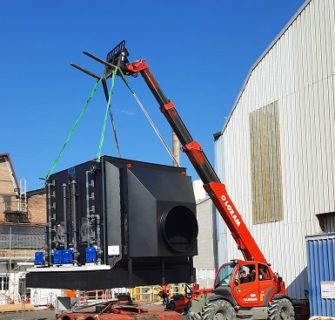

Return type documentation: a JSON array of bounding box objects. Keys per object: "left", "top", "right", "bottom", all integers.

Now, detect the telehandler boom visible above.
[{"left": 109, "top": 41, "right": 295, "bottom": 320}]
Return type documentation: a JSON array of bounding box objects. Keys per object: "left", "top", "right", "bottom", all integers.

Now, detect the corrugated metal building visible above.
[
  {"left": 193, "top": 197, "right": 216, "bottom": 288},
  {"left": 214, "top": 0, "right": 335, "bottom": 299},
  {"left": 193, "top": 181, "right": 216, "bottom": 288},
  {"left": 306, "top": 234, "right": 335, "bottom": 317}
]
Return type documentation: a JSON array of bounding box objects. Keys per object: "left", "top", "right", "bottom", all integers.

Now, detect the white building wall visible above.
[
  {"left": 215, "top": 0, "right": 335, "bottom": 299},
  {"left": 214, "top": 136, "right": 228, "bottom": 267},
  {"left": 193, "top": 189, "right": 216, "bottom": 288}
]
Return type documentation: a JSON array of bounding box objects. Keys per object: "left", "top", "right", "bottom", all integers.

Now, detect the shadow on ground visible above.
[{"left": 0, "top": 310, "right": 55, "bottom": 320}]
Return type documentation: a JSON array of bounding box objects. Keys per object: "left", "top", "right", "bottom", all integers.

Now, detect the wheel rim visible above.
[
  {"left": 214, "top": 312, "right": 227, "bottom": 320},
  {"left": 280, "top": 307, "right": 290, "bottom": 320}
]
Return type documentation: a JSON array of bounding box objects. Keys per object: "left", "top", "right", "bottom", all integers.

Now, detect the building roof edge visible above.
[
  {"left": 0, "top": 153, "right": 19, "bottom": 190},
  {"left": 220, "top": 0, "right": 312, "bottom": 136}
]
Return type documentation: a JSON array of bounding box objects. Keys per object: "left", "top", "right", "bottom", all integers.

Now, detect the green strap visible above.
[
  {"left": 96, "top": 68, "right": 118, "bottom": 162},
  {"left": 45, "top": 78, "right": 102, "bottom": 181}
]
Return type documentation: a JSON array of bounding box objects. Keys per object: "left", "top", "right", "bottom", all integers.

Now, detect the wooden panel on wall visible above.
[{"left": 250, "top": 101, "right": 283, "bottom": 224}]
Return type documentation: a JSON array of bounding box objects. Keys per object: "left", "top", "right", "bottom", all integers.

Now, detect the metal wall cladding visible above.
[
  {"left": 306, "top": 234, "right": 335, "bottom": 317},
  {"left": 214, "top": 0, "right": 335, "bottom": 299}
]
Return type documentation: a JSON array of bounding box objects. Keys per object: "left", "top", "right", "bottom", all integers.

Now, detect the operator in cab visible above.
[
  {"left": 239, "top": 270, "right": 250, "bottom": 284},
  {"left": 239, "top": 267, "right": 256, "bottom": 284}
]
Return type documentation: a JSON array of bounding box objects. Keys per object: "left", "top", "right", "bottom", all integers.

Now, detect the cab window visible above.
[
  {"left": 258, "top": 264, "right": 271, "bottom": 281},
  {"left": 215, "top": 263, "right": 235, "bottom": 288},
  {"left": 239, "top": 264, "right": 256, "bottom": 284}
]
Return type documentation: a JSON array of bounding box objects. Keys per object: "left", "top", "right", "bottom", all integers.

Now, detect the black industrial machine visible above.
[{"left": 27, "top": 156, "right": 198, "bottom": 290}]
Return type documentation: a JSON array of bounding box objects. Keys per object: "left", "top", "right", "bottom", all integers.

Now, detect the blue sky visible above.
[{"left": 0, "top": 0, "right": 305, "bottom": 190}]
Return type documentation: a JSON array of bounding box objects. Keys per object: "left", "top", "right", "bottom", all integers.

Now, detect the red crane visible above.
[
  {"left": 117, "top": 42, "right": 294, "bottom": 320},
  {"left": 67, "top": 40, "right": 296, "bottom": 320}
]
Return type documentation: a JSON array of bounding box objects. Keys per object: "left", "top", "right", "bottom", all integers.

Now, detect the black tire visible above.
[
  {"left": 184, "top": 312, "right": 202, "bottom": 320},
  {"left": 202, "top": 299, "right": 236, "bottom": 320},
  {"left": 268, "top": 298, "right": 295, "bottom": 320}
]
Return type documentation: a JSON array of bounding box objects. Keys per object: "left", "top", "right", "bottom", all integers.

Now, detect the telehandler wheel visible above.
[
  {"left": 268, "top": 298, "right": 295, "bottom": 320},
  {"left": 185, "top": 312, "right": 202, "bottom": 320},
  {"left": 202, "top": 299, "right": 236, "bottom": 320}
]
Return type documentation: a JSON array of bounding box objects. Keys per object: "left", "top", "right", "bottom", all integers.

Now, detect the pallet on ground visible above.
[{"left": 0, "top": 303, "right": 34, "bottom": 313}]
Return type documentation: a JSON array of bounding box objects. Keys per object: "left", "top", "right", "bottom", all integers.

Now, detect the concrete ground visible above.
[{"left": 0, "top": 310, "right": 56, "bottom": 320}]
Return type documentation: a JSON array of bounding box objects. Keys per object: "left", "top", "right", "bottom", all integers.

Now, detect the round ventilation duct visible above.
[{"left": 161, "top": 206, "right": 198, "bottom": 253}]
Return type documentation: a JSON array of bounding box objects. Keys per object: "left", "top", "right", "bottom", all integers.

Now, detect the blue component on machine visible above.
[
  {"left": 34, "top": 252, "right": 44, "bottom": 266},
  {"left": 85, "top": 246, "right": 97, "bottom": 263},
  {"left": 53, "top": 249, "right": 64, "bottom": 265},
  {"left": 63, "top": 249, "right": 73, "bottom": 264}
]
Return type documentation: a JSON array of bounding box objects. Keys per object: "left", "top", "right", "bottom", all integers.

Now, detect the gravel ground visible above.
[{"left": 0, "top": 310, "right": 56, "bottom": 320}]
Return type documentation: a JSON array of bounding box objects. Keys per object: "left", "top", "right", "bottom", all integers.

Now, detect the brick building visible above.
[
  {"left": 0, "top": 153, "right": 26, "bottom": 224},
  {"left": 27, "top": 188, "right": 46, "bottom": 225},
  {"left": 0, "top": 153, "right": 46, "bottom": 304}
]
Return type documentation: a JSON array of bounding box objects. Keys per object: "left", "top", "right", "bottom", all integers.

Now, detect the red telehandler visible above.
[
  {"left": 69, "top": 41, "right": 296, "bottom": 320},
  {"left": 117, "top": 42, "right": 295, "bottom": 320}
]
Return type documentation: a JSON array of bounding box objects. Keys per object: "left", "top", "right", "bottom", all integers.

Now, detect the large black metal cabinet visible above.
[{"left": 27, "top": 156, "right": 198, "bottom": 290}]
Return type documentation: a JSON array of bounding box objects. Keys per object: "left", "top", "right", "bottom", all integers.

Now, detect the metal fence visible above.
[
  {"left": 0, "top": 225, "right": 45, "bottom": 250},
  {"left": 0, "top": 234, "right": 45, "bottom": 250}
]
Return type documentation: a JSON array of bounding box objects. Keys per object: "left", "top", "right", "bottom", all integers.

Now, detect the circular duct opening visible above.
[{"left": 161, "top": 206, "right": 198, "bottom": 253}]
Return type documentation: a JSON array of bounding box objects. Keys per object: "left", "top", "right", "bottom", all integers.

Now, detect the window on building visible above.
[
  {"left": 0, "top": 276, "right": 9, "bottom": 291},
  {"left": 317, "top": 212, "right": 335, "bottom": 233},
  {"left": 249, "top": 101, "right": 283, "bottom": 224}
]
